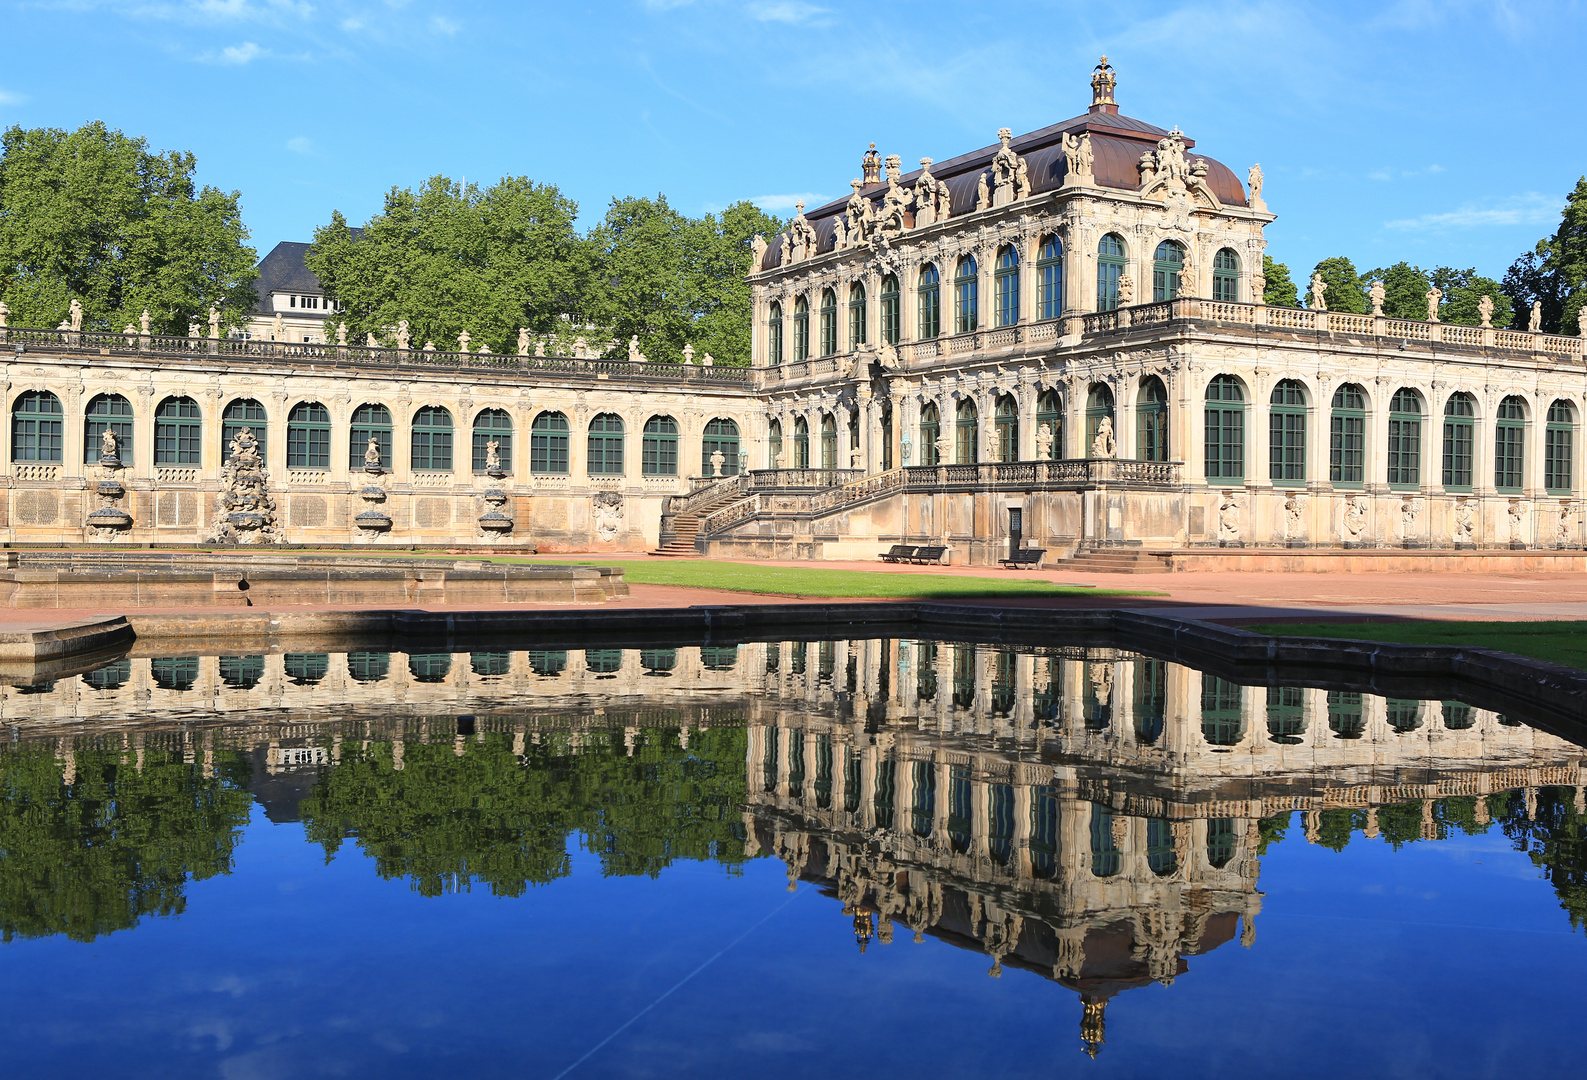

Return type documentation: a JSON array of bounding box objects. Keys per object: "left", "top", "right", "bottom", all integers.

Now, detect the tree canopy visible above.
[
  {"left": 0, "top": 121, "right": 257, "bottom": 334},
  {"left": 1504, "top": 177, "right": 1587, "bottom": 334},
  {"left": 1262, "top": 254, "right": 1298, "bottom": 307},
  {"left": 1306, "top": 256, "right": 1367, "bottom": 313}
]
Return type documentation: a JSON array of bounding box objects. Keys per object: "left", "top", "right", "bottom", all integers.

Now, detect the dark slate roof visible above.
[{"left": 250, "top": 232, "right": 363, "bottom": 315}]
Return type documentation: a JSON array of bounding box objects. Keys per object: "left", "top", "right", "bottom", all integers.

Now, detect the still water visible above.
[{"left": 0, "top": 639, "right": 1583, "bottom": 1078}]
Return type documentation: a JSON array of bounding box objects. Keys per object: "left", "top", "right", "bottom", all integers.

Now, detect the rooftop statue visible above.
[
  {"left": 1369, "top": 280, "right": 1385, "bottom": 316},
  {"left": 396, "top": 320, "right": 410, "bottom": 351},
  {"left": 750, "top": 233, "right": 768, "bottom": 268},
  {"left": 861, "top": 142, "right": 881, "bottom": 185},
  {"left": 1530, "top": 300, "right": 1543, "bottom": 332},
  {"left": 1479, "top": 295, "right": 1494, "bottom": 328},
  {"left": 878, "top": 160, "right": 909, "bottom": 237},
  {"left": 1425, "top": 287, "right": 1443, "bottom": 323},
  {"left": 1309, "top": 273, "right": 1328, "bottom": 312},
  {"left": 788, "top": 200, "right": 818, "bottom": 261},
  {"left": 912, "top": 160, "right": 950, "bottom": 227},
  {"left": 1247, "top": 163, "right": 1266, "bottom": 211},
  {"left": 1062, "top": 132, "right": 1094, "bottom": 184},
  {"left": 843, "top": 179, "right": 876, "bottom": 244},
  {"left": 208, "top": 304, "right": 221, "bottom": 339},
  {"left": 69, "top": 298, "right": 83, "bottom": 332},
  {"left": 1090, "top": 55, "right": 1116, "bottom": 107}
]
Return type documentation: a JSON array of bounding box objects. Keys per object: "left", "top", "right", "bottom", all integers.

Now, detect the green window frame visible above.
[
  {"left": 1269, "top": 379, "right": 1307, "bottom": 483},
  {"left": 11, "top": 390, "right": 63, "bottom": 463},
  {"left": 767, "top": 301, "right": 784, "bottom": 365},
  {"left": 917, "top": 264, "right": 940, "bottom": 339},
  {"left": 1545, "top": 399, "right": 1574, "bottom": 494},
  {"left": 1153, "top": 240, "right": 1185, "bottom": 302},
  {"left": 954, "top": 398, "right": 977, "bottom": 464},
  {"left": 220, "top": 397, "right": 264, "bottom": 462},
  {"left": 847, "top": 282, "right": 867, "bottom": 350},
  {"left": 793, "top": 295, "right": 809, "bottom": 361},
  {"left": 911, "top": 760, "right": 935, "bottom": 839},
  {"left": 641, "top": 414, "right": 679, "bottom": 476},
  {"left": 954, "top": 256, "right": 978, "bottom": 334},
  {"left": 1495, "top": 395, "right": 1526, "bottom": 492},
  {"left": 1086, "top": 383, "right": 1113, "bottom": 455},
  {"left": 347, "top": 651, "right": 390, "bottom": 683},
  {"left": 1137, "top": 376, "right": 1169, "bottom": 463},
  {"left": 1212, "top": 247, "right": 1240, "bottom": 303},
  {"left": 1387, "top": 388, "right": 1422, "bottom": 489},
  {"left": 84, "top": 393, "right": 133, "bottom": 465},
  {"left": 1329, "top": 383, "right": 1367, "bottom": 486},
  {"left": 918, "top": 403, "right": 940, "bottom": 466},
  {"left": 880, "top": 403, "right": 893, "bottom": 470},
  {"left": 1089, "top": 803, "right": 1121, "bottom": 877},
  {"left": 1328, "top": 690, "right": 1365, "bottom": 739},
  {"left": 471, "top": 408, "right": 512, "bottom": 474},
  {"left": 1133, "top": 659, "right": 1167, "bottom": 745},
  {"left": 767, "top": 420, "right": 782, "bottom": 467},
  {"left": 818, "top": 288, "right": 837, "bottom": 357},
  {"left": 1442, "top": 392, "right": 1475, "bottom": 490},
  {"left": 1204, "top": 375, "right": 1246, "bottom": 481},
  {"left": 1096, "top": 234, "right": 1125, "bottom": 311},
  {"left": 1037, "top": 235, "right": 1063, "bottom": 320},
  {"left": 284, "top": 653, "right": 329, "bottom": 686},
  {"left": 410, "top": 405, "right": 453, "bottom": 471},
  {"left": 995, "top": 245, "right": 1019, "bottom": 327},
  {"left": 349, "top": 403, "right": 392, "bottom": 469},
  {"left": 585, "top": 649, "right": 622, "bottom": 674},
  {"left": 819, "top": 413, "right": 837, "bottom": 469},
  {"left": 1206, "top": 818, "right": 1237, "bottom": 868},
  {"left": 407, "top": 653, "right": 452, "bottom": 683},
  {"left": 793, "top": 416, "right": 809, "bottom": 468},
  {"left": 1201, "top": 675, "right": 1245, "bottom": 745},
  {"left": 586, "top": 413, "right": 624, "bottom": 475},
  {"left": 219, "top": 655, "right": 265, "bottom": 689},
  {"left": 702, "top": 417, "right": 740, "bottom": 476},
  {"left": 1147, "top": 818, "right": 1177, "bottom": 877},
  {"left": 994, "top": 395, "right": 1018, "bottom": 462},
  {"left": 156, "top": 396, "right": 203, "bottom": 465},
  {"left": 1266, "top": 685, "right": 1306, "bottom": 744},
  {"left": 1036, "top": 390, "right": 1061, "bottom": 460},
  {"left": 880, "top": 274, "right": 900, "bottom": 345},
  {"left": 286, "top": 401, "right": 331, "bottom": 469},
  {"left": 530, "top": 411, "right": 570, "bottom": 474}
]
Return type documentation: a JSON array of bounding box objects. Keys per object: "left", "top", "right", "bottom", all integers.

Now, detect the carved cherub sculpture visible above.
[
  {"left": 1091, "top": 416, "right": 1116, "bottom": 458},
  {"left": 365, "top": 433, "right": 383, "bottom": 468}
]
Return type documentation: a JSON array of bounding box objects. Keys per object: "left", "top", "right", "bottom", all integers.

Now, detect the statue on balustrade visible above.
[
  {"left": 69, "top": 298, "right": 83, "bottom": 333},
  {"left": 1091, "top": 416, "right": 1116, "bottom": 458},
  {"left": 1479, "top": 295, "right": 1495, "bottom": 329},
  {"left": 396, "top": 320, "right": 411, "bottom": 351},
  {"left": 1369, "top": 280, "right": 1385, "bottom": 317},
  {"left": 485, "top": 438, "right": 502, "bottom": 474},
  {"left": 1530, "top": 301, "right": 1543, "bottom": 332},
  {"left": 1425, "top": 288, "right": 1443, "bottom": 323},
  {"left": 1117, "top": 274, "right": 1135, "bottom": 306},
  {"left": 1309, "top": 273, "right": 1328, "bottom": 312},
  {"left": 1036, "top": 423, "right": 1054, "bottom": 459}
]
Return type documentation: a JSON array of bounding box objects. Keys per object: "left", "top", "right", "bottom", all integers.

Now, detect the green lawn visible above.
[{"left": 1244, "top": 621, "right": 1587, "bottom": 671}]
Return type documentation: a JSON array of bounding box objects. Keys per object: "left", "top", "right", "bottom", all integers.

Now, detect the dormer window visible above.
[{"left": 289, "top": 295, "right": 297, "bottom": 307}]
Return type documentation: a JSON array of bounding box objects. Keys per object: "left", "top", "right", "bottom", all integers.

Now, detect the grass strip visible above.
[{"left": 1243, "top": 621, "right": 1587, "bottom": 672}]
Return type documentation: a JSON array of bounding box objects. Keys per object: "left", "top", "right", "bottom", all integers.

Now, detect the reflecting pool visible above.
[{"left": 1, "top": 640, "right": 1583, "bottom": 1078}]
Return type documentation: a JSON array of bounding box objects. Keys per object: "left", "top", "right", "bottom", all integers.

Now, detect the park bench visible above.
[
  {"left": 879, "top": 544, "right": 917, "bottom": 563},
  {"left": 907, "top": 546, "right": 948, "bottom": 565},
  {"left": 999, "top": 548, "right": 1047, "bottom": 570}
]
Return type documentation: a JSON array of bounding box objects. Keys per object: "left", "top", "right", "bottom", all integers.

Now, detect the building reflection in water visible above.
[{"left": 0, "top": 639, "right": 1583, "bottom": 1055}]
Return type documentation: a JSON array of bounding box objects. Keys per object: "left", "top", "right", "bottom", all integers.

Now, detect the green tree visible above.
[
  {"left": 1262, "top": 254, "right": 1298, "bottom": 307},
  {"left": 1366, "top": 261, "right": 1430, "bottom": 320},
  {"left": 1505, "top": 177, "right": 1587, "bottom": 334},
  {"left": 0, "top": 121, "right": 257, "bottom": 334},
  {"left": 1306, "top": 256, "right": 1367, "bottom": 313},
  {"left": 1432, "top": 267, "right": 1513, "bottom": 328}
]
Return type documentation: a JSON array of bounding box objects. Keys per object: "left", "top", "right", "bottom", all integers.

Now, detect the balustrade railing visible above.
[{"left": 747, "top": 468, "right": 861, "bottom": 489}]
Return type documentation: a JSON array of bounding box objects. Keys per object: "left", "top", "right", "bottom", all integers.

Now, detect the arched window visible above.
[
  {"left": 793, "top": 295, "right": 809, "bottom": 361},
  {"left": 793, "top": 416, "right": 810, "bottom": 469},
  {"left": 155, "top": 396, "right": 202, "bottom": 465},
  {"left": 1133, "top": 659, "right": 1167, "bottom": 745},
  {"left": 1213, "top": 248, "right": 1240, "bottom": 302},
  {"left": 1153, "top": 240, "right": 1186, "bottom": 302},
  {"left": 1495, "top": 395, "right": 1527, "bottom": 492},
  {"left": 1037, "top": 390, "right": 1061, "bottom": 460},
  {"left": 411, "top": 406, "right": 453, "bottom": 471},
  {"left": 1147, "top": 819, "right": 1177, "bottom": 877},
  {"left": 1204, "top": 376, "right": 1246, "bottom": 481},
  {"left": 995, "top": 245, "right": 1020, "bottom": 327},
  {"left": 1089, "top": 803, "right": 1121, "bottom": 877},
  {"left": 1387, "top": 389, "right": 1423, "bottom": 489},
  {"left": 1201, "top": 676, "right": 1245, "bottom": 745},
  {"left": 917, "top": 264, "right": 941, "bottom": 339},
  {"left": 408, "top": 654, "right": 452, "bottom": 684},
  {"left": 994, "top": 394, "right": 1018, "bottom": 462},
  {"left": 766, "top": 301, "right": 784, "bottom": 365},
  {"left": 954, "top": 256, "right": 979, "bottom": 334},
  {"left": 954, "top": 398, "right": 977, "bottom": 464},
  {"left": 587, "top": 413, "right": 624, "bottom": 475},
  {"left": 1269, "top": 379, "right": 1307, "bottom": 483},
  {"left": 1442, "top": 392, "right": 1476, "bottom": 490},
  {"left": 847, "top": 282, "right": 867, "bottom": 350},
  {"left": 1206, "top": 819, "right": 1237, "bottom": 868},
  {"left": 349, "top": 404, "right": 392, "bottom": 469},
  {"left": 1329, "top": 384, "right": 1367, "bottom": 486},
  {"left": 1096, "top": 233, "right": 1126, "bottom": 311},
  {"left": 641, "top": 415, "right": 679, "bottom": 476},
  {"left": 530, "top": 411, "right": 570, "bottom": 474},
  {"left": 1137, "top": 376, "right": 1168, "bottom": 462},
  {"left": 767, "top": 419, "right": 783, "bottom": 468},
  {"left": 880, "top": 274, "right": 900, "bottom": 345},
  {"left": 818, "top": 288, "right": 838, "bottom": 357},
  {"left": 472, "top": 409, "right": 512, "bottom": 474},
  {"left": 880, "top": 402, "right": 893, "bottom": 470},
  {"left": 919, "top": 402, "right": 940, "bottom": 466},
  {"left": 84, "top": 393, "right": 132, "bottom": 465},
  {"left": 703, "top": 418, "right": 740, "bottom": 476},
  {"left": 221, "top": 398, "right": 266, "bottom": 460},
  {"left": 11, "top": 391, "right": 62, "bottom": 463},
  {"left": 1037, "top": 235, "right": 1063, "bottom": 320},
  {"left": 1085, "top": 384, "right": 1114, "bottom": 456},
  {"left": 286, "top": 401, "right": 330, "bottom": 469},
  {"left": 1546, "top": 399, "right": 1575, "bottom": 494},
  {"left": 819, "top": 412, "right": 838, "bottom": 469},
  {"left": 1267, "top": 686, "right": 1306, "bottom": 744}
]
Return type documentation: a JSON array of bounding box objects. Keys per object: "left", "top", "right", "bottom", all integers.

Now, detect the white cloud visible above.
[
  {"left": 1369, "top": 164, "right": 1447, "bottom": 182},
  {"left": 41, "top": 0, "right": 316, "bottom": 21},
  {"left": 285, "top": 135, "right": 312, "bottom": 153},
  {"left": 640, "top": 0, "right": 696, "bottom": 9},
  {"left": 429, "top": 14, "right": 457, "bottom": 35},
  {"left": 1385, "top": 192, "right": 1562, "bottom": 230},
  {"left": 204, "top": 40, "right": 263, "bottom": 62},
  {"left": 0, "top": 88, "right": 26, "bottom": 106},
  {"left": 749, "top": 192, "right": 829, "bottom": 212},
  {"left": 746, "top": 0, "right": 829, "bottom": 24}
]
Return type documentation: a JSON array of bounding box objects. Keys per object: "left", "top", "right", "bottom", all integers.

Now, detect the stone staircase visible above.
[
  {"left": 1054, "top": 549, "right": 1173, "bottom": 574},
  {"left": 652, "top": 480, "right": 747, "bottom": 557}
]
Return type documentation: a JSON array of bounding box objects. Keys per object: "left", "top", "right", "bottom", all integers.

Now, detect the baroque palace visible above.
[{"left": 0, "top": 61, "right": 1582, "bottom": 562}]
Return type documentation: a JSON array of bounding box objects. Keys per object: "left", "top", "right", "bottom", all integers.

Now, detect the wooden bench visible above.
[
  {"left": 999, "top": 548, "right": 1046, "bottom": 570},
  {"left": 907, "top": 546, "right": 948, "bottom": 565},
  {"left": 879, "top": 544, "right": 917, "bottom": 563}
]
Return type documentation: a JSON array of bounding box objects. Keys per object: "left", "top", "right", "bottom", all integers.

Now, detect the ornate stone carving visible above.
[
  {"left": 1283, "top": 492, "right": 1305, "bottom": 542},
  {"left": 1479, "top": 295, "right": 1494, "bottom": 328},
  {"left": 209, "top": 427, "right": 279, "bottom": 545},
  {"left": 788, "top": 200, "right": 818, "bottom": 261},
  {"left": 1400, "top": 497, "right": 1421, "bottom": 542},
  {"left": 750, "top": 233, "right": 768, "bottom": 269},
  {"left": 1139, "top": 129, "right": 1219, "bottom": 212},
  {"left": 1247, "top": 163, "right": 1265, "bottom": 212},
  {"left": 1454, "top": 499, "right": 1474, "bottom": 544},
  {"left": 1090, "top": 416, "right": 1116, "bottom": 457},
  {"left": 1035, "top": 423, "right": 1054, "bottom": 459},
  {"left": 396, "top": 320, "right": 411, "bottom": 351},
  {"left": 1062, "top": 132, "right": 1094, "bottom": 185},
  {"left": 1341, "top": 495, "right": 1366, "bottom": 543},
  {"left": 861, "top": 142, "right": 881, "bottom": 185},
  {"left": 1425, "top": 287, "right": 1442, "bottom": 323},
  {"left": 989, "top": 128, "right": 1030, "bottom": 208},
  {"left": 912, "top": 160, "right": 951, "bottom": 228},
  {"left": 68, "top": 299, "right": 83, "bottom": 333},
  {"left": 1508, "top": 499, "right": 1529, "bottom": 545},
  {"left": 592, "top": 490, "right": 623, "bottom": 542},
  {"left": 272, "top": 312, "right": 284, "bottom": 340},
  {"left": 1117, "top": 273, "right": 1135, "bottom": 306},
  {"left": 1369, "top": 280, "right": 1385, "bottom": 317},
  {"left": 1218, "top": 491, "right": 1241, "bottom": 544},
  {"left": 1309, "top": 272, "right": 1328, "bottom": 312},
  {"left": 1557, "top": 500, "right": 1574, "bottom": 546}
]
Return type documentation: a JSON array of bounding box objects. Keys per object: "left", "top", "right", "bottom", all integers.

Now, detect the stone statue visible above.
[
  {"left": 423, "top": 341, "right": 436, "bottom": 352},
  {"left": 1425, "top": 287, "right": 1443, "bottom": 323},
  {"left": 683, "top": 343, "right": 696, "bottom": 365},
  {"left": 271, "top": 312, "right": 284, "bottom": 340},
  {"left": 1454, "top": 500, "right": 1474, "bottom": 543},
  {"left": 862, "top": 142, "right": 882, "bottom": 184},
  {"left": 1400, "top": 497, "right": 1420, "bottom": 539},
  {"left": 592, "top": 491, "right": 623, "bottom": 542},
  {"left": 516, "top": 328, "right": 530, "bottom": 356},
  {"left": 843, "top": 179, "right": 875, "bottom": 243},
  {"left": 1284, "top": 493, "right": 1305, "bottom": 540},
  {"left": 1558, "top": 501, "right": 1574, "bottom": 544},
  {"left": 457, "top": 330, "right": 470, "bottom": 354},
  {"left": 396, "top": 320, "right": 410, "bottom": 351},
  {"left": 1342, "top": 496, "right": 1366, "bottom": 542},
  {"left": 207, "top": 304, "right": 221, "bottom": 338},
  {"left": 187, "top": 321, "right": 200, "bottom": 338},
  {"left": 1177, "top": 257, "right": 1194, "bottom": 296},
  {"left": 974, "top": 169, "right": 991, "bottom": 212},
  {"left": 750, "top": 233, "right": 768, "bottom": 269},
  {"left": 123, "top": 323, "right": 136, "bottom": 335},
  {"left": 710, "top": 449, "right": 725, "bottom": 476},
  {"left": 485, "top": 438, "right": 502, "bottom": 473},
  {"left": 1035, "top": 422, "right": 1054, "bottom": 459},
  {"left": 100, "top": 426, "right": 119, "bottom": 460},
  {"left": 878, "top": 160, "right": 910, "bottom": 236},
  {"left": 1579, "top": 307, "right": 1587, "bottom": 338},
  {"left": 1369, "top": 280, "right": 1385, "bottom": 316},
  {"left": 336, "top": 322, "right": 348, "bottom": 346},
  {"left": 139, "top": 309, "right": 150, "bottom": 334},
  {"left": 1478, "top": 295, "right": 1494, "bottom": 328},
  {"left": 990, "top": 127, "right": 1026, "bottom": 207},
  {"left": 1509, "top": 500, "right": 1529, "bottom": 543},
  {"left": 1309, "top": 273, "right": 1328, "bottom": 311},
  {"left": 912, "top": 162, "right": 950, "bottom": 228},
  {"left": 0, "top": 300, "right": 9, "bottom": 327},
  {"left": 788, "top": 201, "right": 818, "bottom": 261},
  {"left": 1247, "top": 163, "right": 1264, "bottom": 205},
  {"left": 365, "top": 332, "right": 379, "bottom": 349},
  {"left": 535, "top": 340, "right": 546, "bottom": 357},
  {"left": 1530, "top": 301, "right": 1543, "bottom": 332},
  {"left": 702, "top": 352, "right": 715, "bottom": 366},
  {"left": 1091, "top": 416, "right": 1116, "bottom": 458},
  {"left": 1217, "top": 492, "right": 1241, "bottom": 543},
  {"left": 228, "top": 426, "right": 261, "bottom": 465},
  {"left": 628, "top": 336, "right": 642, "bottom": 363},
  {"left": 68, "top": 298, "right": 83, "bottom": 332},
  {"left": 1117, "top": 273, "right": 1135, "bottom": 306},
  {"left": 364, "top": 433, "right": 383, "bottom": 468},
  {"left": 1062, "top": 132, "right": 1094, "bottom": 183}
]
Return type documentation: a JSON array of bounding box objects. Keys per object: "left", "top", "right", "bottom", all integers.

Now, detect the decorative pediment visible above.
[{"left": 1139, "top": 129, "right": 1222, "bottom": 213}]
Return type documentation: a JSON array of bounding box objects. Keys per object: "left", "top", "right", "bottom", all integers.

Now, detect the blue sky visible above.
[{"left": 2, "top": 0, "right": 1581, "bottom": 283}]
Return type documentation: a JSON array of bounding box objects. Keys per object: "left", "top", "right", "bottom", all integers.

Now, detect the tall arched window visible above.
[
  {"left": 767, "top": 419, "right": 783, "bottom": 468},
  {"left": 995, "top": 246, "right": 1020, "bottom": 327},
  {"left": 767, "top": 301, "right": 784, "bottom": 365},
  {"left": 880, "top": 274, "right": 900, "bottom": 345},
  {"left": 819, "top": 413, "right": 838, "bottom": 469},
  {"left": 919, "top": 403, "right": 940, "bottom": 465},
  {"left": 1096, "top": 234, "right": 1126, "bottom": 311},
  {"left": 1387, "top": 389, "right": 1423, "bottom": 489},
  {"left": 1213, "top": 248, "right": 1240, "bottom": 302},
  {"left": 530, "top": 411, "right": 570, "bottom": 474},
  {"left": 641, "top": 415, "right": 679, "bottom": 476},
  {"left": 349, "top": 404, "right": 391, "bottom": 469},
  {"left": 286, "top": 401, "right": 331, "bottom": 469},
  {"left": 1153, "top": 240, "right": 1186, "bottom": 302},
  {"left": 84, "top": 393, "right": 132, "bottom": 465},
  {"left": 702, "top": 418, "right": 740, "bottom": 476},
  {"left": 1085, "top": 384, "right": 1114, "bottom": 455},
  {"left": 1442, "top": 393, "right": 1476, "bottom": 491},
  {"left": 155, "top": 396, "right": 202, "bottom": 465},
  {"left": 1037, "top": 390, "right": 1061, "bottom": 459},
  {"left": 954, "top": 398, "right": 978, "bottom": 464},
  {"left": 954, "top": 256, "right": 978, "bottom": 334},
  {"left": 1267, "top": 686, "right": 1306, "bottom": 744},
  {"left": 11, "top": 391, "right": 62, "bottom": 463},
  {"left": 793, "top": 295, "right": 809, "bottom": 361},
  {"left": 1269, "top": 379, "right": 1307, "bottom": 484},
  {"left": 793, "top": 416, "right": 810, "bottom": 469},
  {"left": 1147, "top": 818, "right": 1178, "bottom": 877},
  {"left": 1495, "top": 395, "right": 1527, "bottom": 493},
  {"left": 222, "top": 398, "right": 266, "bottom": 460},
  {"left": 818, "top": 288, "right": 838, "bottom": 357},
  {"left": 411, "top": 406, "right": 453, "bottom": 471},
  {"left": 587, "top": 413, "right": 624, "bottom": 475},
  {"left": 1089, "top": 804, "right": 1121, "bottom": 878},
  {"left": 1546, "top": 400, "right": 1575, "bottom": 494},
  {"left": 1204, "top": 376, "right": 1246, "bottom": 481},
  {"left": 880, "top": 403, "right": 893, "bottom": 470},
  {"left": 1201, "top": 676, "right": 1245, "bottom": 746},
  {"left": 994, "top": 394, "right": 1018, "bottom": 462},
  {"left": 917, "top": 264, "right": 941, "bottom": 339},
  {"left": 1330, "top": 384, "right": 1367, "bottom": 486},
  {"left": 847, "top": 282, "right": 867, "bottom": 350},
  {"left": 472, "top": 409, "right": 512, "bottom": 474},
  {"left": 1137, "top": 376, "right": 1168, "bottom": 462},
  {"left": 1037, "top": 235, "right": 1063, "bottom": 320}
]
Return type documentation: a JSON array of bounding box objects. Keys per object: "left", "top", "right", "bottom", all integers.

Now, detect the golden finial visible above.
[
  {"left": 1091, "top": 56, "right": 1117, "bottom": 111},
  {"left": 862, "top": 142, "right": 881, "bottom": 185}
]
